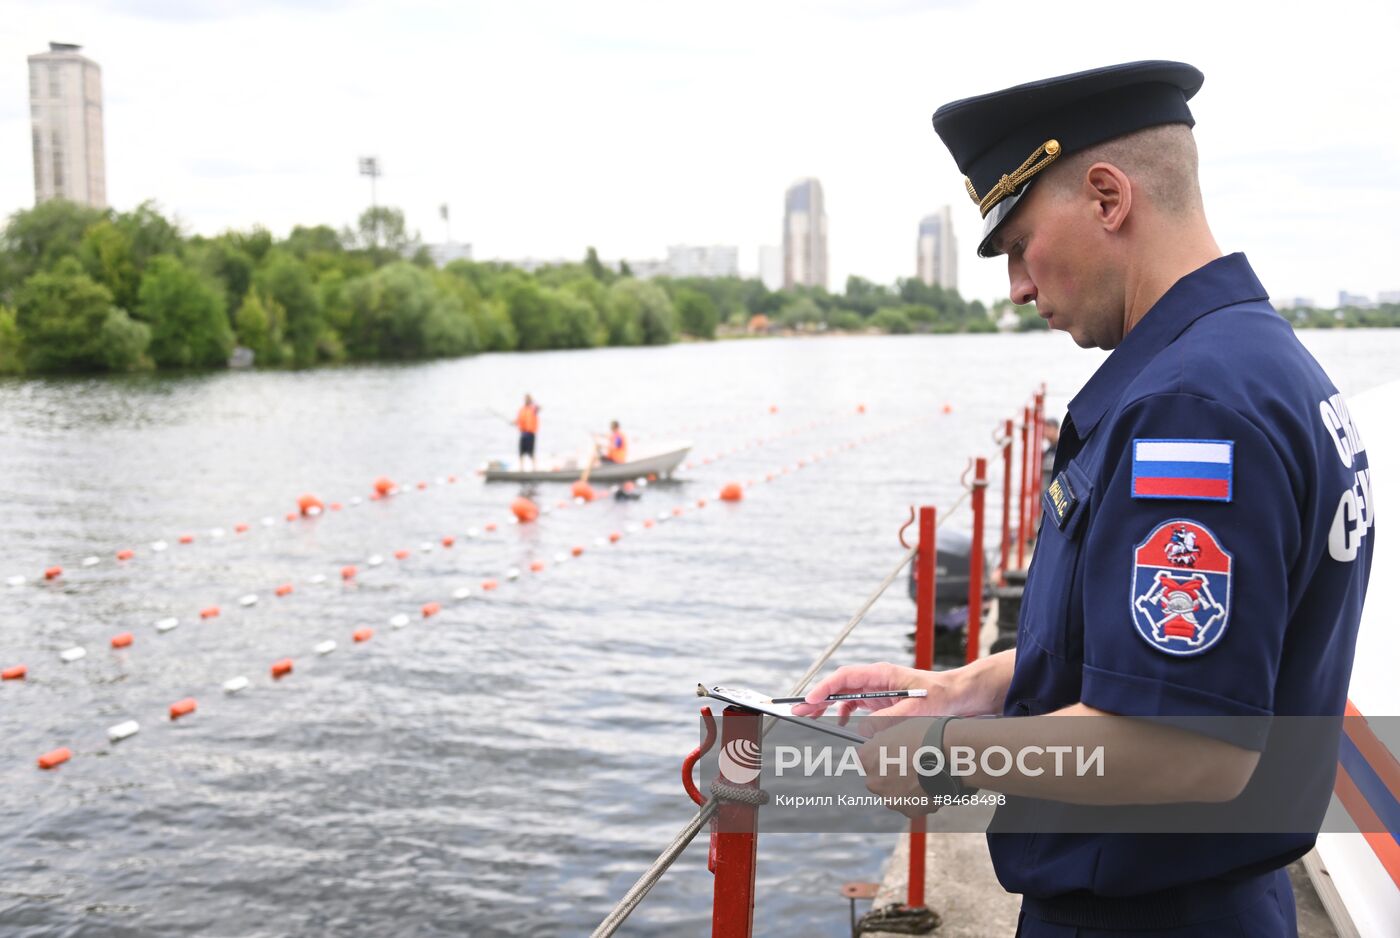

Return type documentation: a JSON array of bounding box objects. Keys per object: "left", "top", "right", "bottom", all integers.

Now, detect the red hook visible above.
[
  {"left": 897, "top": 506, "right": 916, "bottom": 549},
  {"left": 682, "top": 706, "right": 718, "bottom": 806}
]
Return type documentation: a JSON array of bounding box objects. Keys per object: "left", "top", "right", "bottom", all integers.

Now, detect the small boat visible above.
[{"left": 481, "top": 442, "right": 692, "bottom": 483}]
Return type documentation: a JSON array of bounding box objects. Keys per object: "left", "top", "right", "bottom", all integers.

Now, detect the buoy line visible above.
[
  {"left": 25, "top": 407, "right": 936, "bottom": 771},
  {"left": 5, "top": 404, "right": 876, "bottom": 692},
  {"left": 3, "top": 401, "right": 801, "bottom": 593}
]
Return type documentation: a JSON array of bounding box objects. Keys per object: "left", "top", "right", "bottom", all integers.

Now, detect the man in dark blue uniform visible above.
[{"left": 795, "top": 61, "right": 1374, "bottom": 935}]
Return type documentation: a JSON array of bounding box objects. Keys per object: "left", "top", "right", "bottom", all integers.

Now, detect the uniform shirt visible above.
[{"left": 989, "top": 253, "right": 1375, "bottom": 899}]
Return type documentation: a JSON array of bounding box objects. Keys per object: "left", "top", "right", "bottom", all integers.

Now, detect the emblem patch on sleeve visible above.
[
  {"left": 1130, "top": 520, "right": 1233, "bottom": 656},
  {"left": 1131, "top": 439, "right": 1233, "bottom": 501}
]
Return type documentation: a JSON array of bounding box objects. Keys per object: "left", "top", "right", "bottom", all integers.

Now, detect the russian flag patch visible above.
[{"left": 1131, "top": 439, "right": 1234, "bottom": 502}]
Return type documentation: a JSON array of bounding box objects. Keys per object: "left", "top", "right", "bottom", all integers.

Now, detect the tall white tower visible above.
[{"left": 29, "top": 42, "right": 107, "bottom": 208}]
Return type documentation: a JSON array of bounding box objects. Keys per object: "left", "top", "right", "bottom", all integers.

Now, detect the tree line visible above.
[{"left": 0, "top": 198, "right": 1059, "bottom": 376}]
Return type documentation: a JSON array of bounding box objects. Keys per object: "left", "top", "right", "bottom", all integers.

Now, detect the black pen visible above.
[{"left": 769, "top": 689, "right": 929, "bottom": 704}]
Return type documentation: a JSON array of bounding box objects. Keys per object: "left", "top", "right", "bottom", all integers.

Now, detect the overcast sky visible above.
[{"left": 3, "top": 0, "right": 1398, "bottom": 307}]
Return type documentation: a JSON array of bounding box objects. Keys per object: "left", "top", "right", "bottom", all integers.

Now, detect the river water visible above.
[{"left": 1, "top": 330, "right": 1396, "bottom": 937}]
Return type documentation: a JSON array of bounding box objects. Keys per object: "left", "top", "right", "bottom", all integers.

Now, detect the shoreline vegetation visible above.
[{"left": 1, "top": 200, "right": 1393, "bottom": 377}]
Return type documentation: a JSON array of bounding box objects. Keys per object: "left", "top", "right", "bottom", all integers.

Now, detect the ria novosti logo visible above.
[{"left": 718, "top": 738, "right": 763, "bottom": 784}]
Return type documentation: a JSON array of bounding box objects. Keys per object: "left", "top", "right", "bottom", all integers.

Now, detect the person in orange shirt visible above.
[
  {"left": 516, "top": 393, "right": 540, "bottom": 471},
  {"left": 598, "top": 420, "right": 627, "bottom": 464}
]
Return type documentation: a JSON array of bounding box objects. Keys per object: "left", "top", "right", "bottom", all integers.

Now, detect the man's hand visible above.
[
  {"left": 857, "top": 717, "right": 935, "bottom": 818},
  {"left": 791, "top": 651, "right": 1016, "bottom": 727}
]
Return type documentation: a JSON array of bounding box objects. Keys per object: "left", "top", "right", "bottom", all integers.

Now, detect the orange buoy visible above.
[
  {"left": 274, "top": 583, "right": 294, "bottom": 597},
  {"left": 416, "top": 481, "right": 428, "bottom": 490},
  {"left": 765, "top": 472, "right": 775, "bottom": 482},
  {"left": 448, "top": 475, "right": 457, "bottom": 484},
  {"left": 200, "top": 606, "right": 220, "bottom": 619},
  {"left": 672, "top": 506, "right": 684, "bottom": 516},
  {"left": 556, "top": 500, "right": 568, "bottom": 510},
  {"left": 330, "top": 502, "right": 343, "bottom": 511},
  {"left": 179, "top": 534, "right": 195, "bottom": 544},
  {"left": 696, "top": 498, "right": 707, "bottom": 508},
  {"left": 769, "top": 404, "right": 778, "bottom": 414},
  {"left": 2, "top": 664, "right": 26, "bottom": 680},
  {"left": 484, "top": 522, "right": 498, "bottom": 533},
  {"left": 511, "top": 497, "right": 540, "bottom": 523},
  {"left": 369, "top": 493, "right": 382, "bottom": 502},
  {"left": 942, "top": 402, "right": 953, "bottom": 414},
  {"left": 110, "top": 632, "right": 134, "bottom": 649},
  {"left": 37, "top": 747, "right": 72, "bottom": 770},
  {"left": 353, "top": 627, "right": 373, "bottom": 643},
  {"left": 43, "top": 566, "right": 62, "bottom": 581},
  {"left": 374, "top": 476, "right": 394, "bottom": 496},
  {"left": 441, "top": 536, "right": 455, "bottom": 548},
  {"left": 271, "top": 658, "right": 293, "bottom": 679},
  {"left": 169, "top": 698, "right": 197, "bottom": 720},
  {"left": 647, "top": 473, "right": 657, "bottom": 482},
  {"left": 234, "top": 522, "right": 250, "bottom": 533},
  {"left": 297, "top": 494, "right": 324, "bottom": 516},
  {"left": 529, "top": 560, "right": 545, "bottom": 573},
  {"left": 394, "top": 549, "right": 410, "bottom": 560},
  {"left": 421, "top": 602, "right": 441, "bottom": 618},
  {"left": 857, "top": 404, "right": 866, "bottom": 414},
  {"left": 643, "top": 519, "right": 655, "bottom": 529},
  {"left": 571, "top": 480, "right": 596, "bottom": 502},
  {"left": 720, "top": 483, "right": 743, "bottom": 502},
  {"left": 571, "top": 546, "right": 584, "bottom": 557},
  {"left": 341, "top": 565, "right": 357, "bottom": 580},
  {"left": 481, "top": 579, "right": 499, "bottom": 591},
  {"left": 608, "top": 531, "right": 622, "bottom": 543},
  {"left": 116, "top": 549, "right": 135, "bottom": 561},
  {"left": 284, "top": 512, "right": 297, "bottom": 522}
]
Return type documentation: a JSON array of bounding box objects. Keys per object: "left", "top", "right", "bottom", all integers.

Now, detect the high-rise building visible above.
[
  {"left": 666, "top": 245, "right": 739, "bottom": 279},
  {"left": 28, "top": 42, "right": 106, "bottom": 208},
  {"left": 783, "top": 178, "right": 827, "bottom": 289},
  {"left": 916, "top": 207, "right": 957, "bottom": 291}
]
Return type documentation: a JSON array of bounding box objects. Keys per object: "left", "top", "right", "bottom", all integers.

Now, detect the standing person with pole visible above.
[
  {"left": 795, "top": 61, "right": 1373, "bottom": 936},
  {"left": 516, "top": 393, "right": 540, "bottom": 472}
]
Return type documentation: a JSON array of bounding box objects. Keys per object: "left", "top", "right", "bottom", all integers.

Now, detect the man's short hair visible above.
[{"left": 1044, "top": 123, "right": 1202, "bottom": 216}]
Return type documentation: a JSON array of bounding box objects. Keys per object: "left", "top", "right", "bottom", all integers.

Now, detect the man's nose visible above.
[{"left": 1009, "top": 263, "right": 1037, "bottom": 307}]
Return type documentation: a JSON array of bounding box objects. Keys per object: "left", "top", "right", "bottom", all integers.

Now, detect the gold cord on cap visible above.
[{"left": 964, "top": 139, "right": 1061, "bottom": 217}]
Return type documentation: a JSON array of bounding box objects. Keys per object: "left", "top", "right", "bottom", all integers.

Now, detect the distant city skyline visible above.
[
  {"left": 2, "top": 3, "right": 1398, "bottom": 306},
  {"left": 27, "top": 41, "right": 105, "bottom": 208}
]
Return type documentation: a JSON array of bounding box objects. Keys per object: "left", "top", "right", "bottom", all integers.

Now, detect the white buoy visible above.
[
  {"left": 657, "top": 513, "right": 671, "bottom": 524},
  {"left": 223, "top": 676, "right": 249, "bottom": 694},
  {"left": 389, "top": 613, "right": 410, "bottom": 628},
  {"left": 594, "top": 537, "right": 608, "bottom": 547},
  {"left": 626, "top": 523, "right": 641, "bottom": 534},
  {"left": 308, "top": 574, "right": 327, "bottom": 585},
  {"left": 107, "top": 720, "right": 140, "bottom": 742},
  {"left": 155, "top": 617, "right": 179, "bottom": 633},
  {"left": 507, "top": 517, "right": 518, "bottom": 526},
  {"left": 305, "top": 506, "right": 322, "bottom": 517},
  {"left": 261, "top": 516, "right": 275, "bottom": 527},
  {"left": 553, "top": 553, "right": 568, "bottom": 564},
  {"left": 60, "top": 646, "right": 86, "bottom": 663},
  {"left": 506, "top": 567, "right": 521, "bottom": 581},
  {"left": 81, "top": 556, "right": 100, "bottom": 567},
  {"left": 452, "top": 587, "right": 472, "bottom": 600},
  {"left": 210, "top": 527, "right": 226, "bottom": 538},
  {"left": 151, "top": 540, "right": 168, "bottom": 552},
  {"left": 467, "top": 528, "right": 480, "bottom": 539},
  {"left": 6, "top": 575, "right": 26, "bottom": 587},
  {"left": 314, "top": 640, "right": 336, "bottom": 655},
  {"left": 574, "top": 496, "right": 586, "bottom": 505},
  {"left": 419, "top": 542, "right": 433, "bottom": 553},
  {"left": 349, "top": 496, "right": 363, "bottom": 506},
  {"left": 637, "top": 478, "right": 649, "bottom": 488},
  {"left": 368, "top": 555, "right": 384, "bottom": 567},
  {"left": 541, "top": 506, "right": 552, "bottom": 516},
  {"left": 239, "top": 594, "right": 258, "bottom": 607},
  {"left": 435, "top": 477, "right": 447, "bottom": 486}
]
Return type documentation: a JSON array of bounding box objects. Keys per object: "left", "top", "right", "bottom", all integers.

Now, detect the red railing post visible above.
[
  {"left": 999, "top": 419, "right": 1013, "bottom": 585},
  {"left": 1030, "top": 389, "right": 1046, "bottom": 533},
  {"left": 908, "top": 506, "right": 936, "bottom": 910},
  {"left": 967, "top": 459, "right": 987, "bottom": 665},
  {"left": 712, "top": 706, "right": 761, "bottom": 938},
  {"left": 1016, "top": 407, "right": 1030, "bottom": 570}
]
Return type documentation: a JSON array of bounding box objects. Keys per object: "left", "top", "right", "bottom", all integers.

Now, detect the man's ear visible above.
[{"left": 1085, "top": 162, "right": 1132, "bottom": 235}]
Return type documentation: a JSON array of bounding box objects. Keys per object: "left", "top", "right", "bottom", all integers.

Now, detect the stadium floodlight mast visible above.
[{"left": 358, "top": 156, "right": 381, "bottom": 248}]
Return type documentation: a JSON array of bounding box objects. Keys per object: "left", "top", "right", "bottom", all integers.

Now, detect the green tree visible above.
[
  {"left": 870, "top": 307, "right": 912, "bottom": 334},
  {"left": 15, "top": 258, "right": 149, "bottom": 372},
  {"left": 234, "top": 291, "right": 286, "bottom": 365},
  {"left": 343, "top": 262, "right": 478, "bottom": 359},
  {"left": 255, "top": 252, "right": 324, "bottom": 366},
  {"left": 607, "top": 279, "right": 675, "bottom": 345},
  {"left": 353, "top": 206, "right": 416, "bottom": 257},
  {"left": 1, "top": 199, "right": 107, "bottom": 288},
  {"left": 0, "top": 304, "right": 21, "bottom": 374},
  {"left": 138, "top": 255, "right": 233, "bottom": 368},
  {"left": 584, "top": 246, "right": 615, "bottom": 284},
  {"left": 504, "top": 278, "right": 566, "bottom": 350},
  {"left": 79, "top": 219, "right": 141, "bottom": 311},
  {"left": 673, "top": 287, "right": 719, "bottom": 339}
]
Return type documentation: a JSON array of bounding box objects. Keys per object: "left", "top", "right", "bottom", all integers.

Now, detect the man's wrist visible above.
[{"left": 917, "top": 716, "right": 978, "bottom": 799}]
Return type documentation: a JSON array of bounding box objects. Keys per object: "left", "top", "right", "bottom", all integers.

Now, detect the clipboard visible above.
[{"left": 698, "top": 683, "right": 867, "bottom": 744}]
